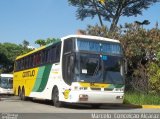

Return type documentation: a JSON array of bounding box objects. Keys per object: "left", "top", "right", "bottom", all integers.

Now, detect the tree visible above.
[
  {"left": 119, "top": 24, "right": 160, "bottom": 94},
  {"left": 22, "top": 40, "right": 29, "bottom": 48},
  {"left": 85, "top": 24, "right": 120, "bottom": 39},
  {"left": 46, "top": 38, "right": 60, "bottom": 44},
  {"left": 35, "top": 39, "right": 46, "bottom": 47},
  {"left": 0, "top": 43, "right": 32, "bottom": 73},
  {"left": 68, "top": 0, "right": 159, "bottom": 31},
  {"left": 35, "top": 38, "right": 60, "bottom": 47}
]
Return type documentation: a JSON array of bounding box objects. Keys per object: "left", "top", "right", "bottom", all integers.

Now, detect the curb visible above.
[
  {"left": 123, "top": 104, "right": 160, "bottom": 109},
  {"left": 142, "top": 105, "right": 160, "bottom": 109}
]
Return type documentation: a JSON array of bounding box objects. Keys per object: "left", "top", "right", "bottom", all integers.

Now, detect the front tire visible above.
[{"left": 52, "top": 88, "right": 63, "bottom": 107}]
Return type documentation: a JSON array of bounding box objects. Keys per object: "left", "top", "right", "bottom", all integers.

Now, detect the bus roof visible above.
[
  {"left": 0, "top": 74, "right": 13, "bottom": 78},
  {"left": 16, "top": 35, "right": 120, "bottom": 60},
  {"left": 61, "top": 35, "right": 120, "bottom": 43},
  {"left": 16, "top": 45, "right": 46, "bottom": 60}
]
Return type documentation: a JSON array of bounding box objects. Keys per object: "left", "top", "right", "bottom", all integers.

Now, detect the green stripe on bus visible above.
[
  {"left": 37, "top": 64, "right": 52, "bottom": 92},
  {"left": 108, "top": 84, "right": 115, "bottom": 89},
  {"left": 114, "top": 84, "right": 124, "bottom": 88},
  {"left": 32, "top": 66, "right": 45, "bottom": 92},
  {"left": 105, "top": 84, "right": 124, "bottom": 89}
]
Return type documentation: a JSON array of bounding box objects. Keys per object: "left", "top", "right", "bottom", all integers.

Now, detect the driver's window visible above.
[{"left": 62, "top": 39, "right": 74, "bottom": 85}]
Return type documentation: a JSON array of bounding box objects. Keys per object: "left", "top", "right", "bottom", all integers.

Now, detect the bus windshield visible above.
[
  {"left": 0, "top": 77, "right": 13, "bottom": 89},
  {"left": 74, "top": 38, "right": 124, "bottom": 84},
  {"left": 76, "top": 39, "right": 122, "bottom": 55},
  {"left": 76, "top": 53, "right": 102, "bottom": 83}
]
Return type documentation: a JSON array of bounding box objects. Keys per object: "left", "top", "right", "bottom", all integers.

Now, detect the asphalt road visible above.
[{"left": 0, "top": 95, "right": 160, "bottom": 119}]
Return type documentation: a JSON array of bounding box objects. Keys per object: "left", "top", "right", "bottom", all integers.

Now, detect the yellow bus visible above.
[{"left": 13, "top": 35, "right": 125, "bottom": 107}]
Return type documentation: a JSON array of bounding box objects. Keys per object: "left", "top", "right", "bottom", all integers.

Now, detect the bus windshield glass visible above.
[
  {"left": 75, "top": 53, "right": 102, "bottom": 83},
  {"left": 0, "top": 77, "right": 13, "bottom": 89},
  {"left": 76, "top": 39, "right": 122, "bottom": 55},
  {"left": 74, "top": 38, "right": 124, "bottom": 84}
]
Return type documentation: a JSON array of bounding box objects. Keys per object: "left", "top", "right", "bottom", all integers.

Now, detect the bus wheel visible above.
[
  {"left": 52, "top": 88, "right": 63, "bottom": 107},
  {"left": 21, "top": 88, "right": 26, "bottom": 101},
  {"left": 18, "top": 87, "right": 21, "bottom": 98}
]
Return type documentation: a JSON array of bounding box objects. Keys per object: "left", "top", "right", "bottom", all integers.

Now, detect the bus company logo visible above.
[{"left": 22, "top": 70, "right": 35, "bottom": 78}]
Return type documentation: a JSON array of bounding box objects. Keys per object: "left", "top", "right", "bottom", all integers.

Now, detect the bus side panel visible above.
[
  {"left": 29, "top": 63, "right": 70, "bottom": 100},
  {"left": 13, "top": 67, "right": 39, "bottom": 96},
  {"left": 29, "top": 64, "right": 54, "bottom": 99}
]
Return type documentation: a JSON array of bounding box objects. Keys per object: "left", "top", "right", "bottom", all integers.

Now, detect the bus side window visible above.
[
  {"left": 33, "top": 55, "right": 36, "bottom": 66},
  {"left": 19, "top": 60, "right": 21, "bottom": 70},
  {"left": 20, "top": 59, "right": 22, "bottom": 70},
  {"left": 44, "top": 50, "right": 48, "bottom": 64},
  {"left": 30, "top": 55, "right": 33, "bottom": 68},
  {"left": 36, "top": 53, "right": 41, "bottom": 66},
  {"left": 24, "top": 57, "right": 27, "bottom": 69},
  {"left": 47, "top": 49, "right": 50, "bottom": 63},
  {"left": 55, "top": 43, "right": 61, "bottom": 62},
  {"left": 62, "top": 39, "right": 74, "bottom": 85},
  {"left": 15, "top": 61, "right": 18, "bottom": 71},
  {"left": 21, "top": 59, "right": 24, "bottom": 69},
  {"left": 39, "top": 52, "right": 42, "bottom": 65},
  {"left": 41, "top": 51, "right": 45, "bottom": 64},
  {"left": 50, "top": 46, "right": 56, "bottom": 63}
]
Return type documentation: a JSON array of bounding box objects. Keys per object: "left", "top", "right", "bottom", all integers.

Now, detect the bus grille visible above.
[
  {"left": 104, "top": 88, "right": 113, "bottom": 91},
  {"left": 91, "top": 88, "right": 101, "bottom": 91}
]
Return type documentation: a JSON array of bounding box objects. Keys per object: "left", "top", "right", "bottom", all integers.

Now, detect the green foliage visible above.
[
  {"left": 35, "top": 39, "right": 46, "bottom": 46},
  {"left": 68, "top": 0, "right": 159, "bottom": 31},
  {"left": 0, "top": 42, "right": 32, "bottom": 73},
  {"left": 35, "top": 38, "right": 60, "bottom": 47},
  {"left": 85, "top": 24, "right": 120, "bottom": 39},
  {"left": 86, "top": 24, "right": 109, "bottom": 37},
  {"left": 124, "top": 91, "right": 160, "bottom": 105},
  {"left": 121, "top": 26, "right": 160, "bottom": 94},
  {"left": 22, "top": 40, "right": 29, "bottom": 48},
  {"left": 148, "top": 62, "right": 160, "bottom": 94}
]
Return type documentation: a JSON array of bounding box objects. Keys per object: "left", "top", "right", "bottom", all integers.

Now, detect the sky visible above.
[{"left": 0, "top": 0, "right": 160, "bottom": 47}]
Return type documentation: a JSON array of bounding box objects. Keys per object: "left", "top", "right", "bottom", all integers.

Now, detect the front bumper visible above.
[
  {"left": 67, "top": 90, "right": 124, "bottom": 104},
  {"left": 0, "top": 89, "right": 14, "bottom": 95}
]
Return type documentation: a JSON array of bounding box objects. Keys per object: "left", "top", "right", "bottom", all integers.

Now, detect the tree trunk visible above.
[
  {"left": 110, "top": 15, "right": 120, "bottom": 32},
  {"left": 92, "top": 0, "right": 103, "bottom": 26},
  {"left": 109, "top": 0, "right": 125, "bottom": 32}
]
